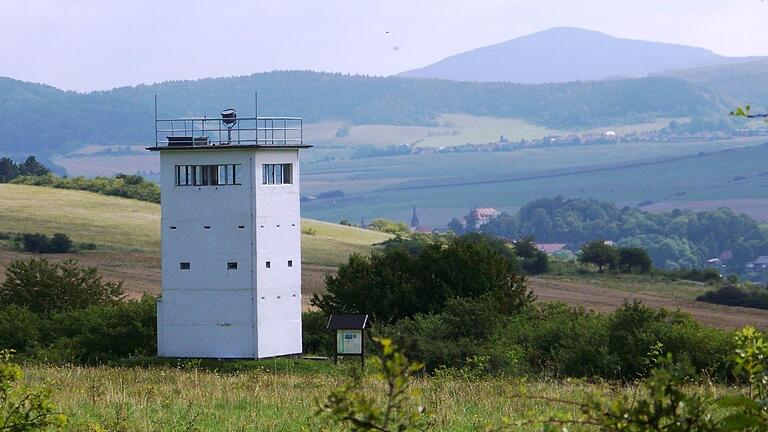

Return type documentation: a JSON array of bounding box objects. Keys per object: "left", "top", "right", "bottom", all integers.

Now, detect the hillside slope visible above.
[
  {"left": 0, "top": 71, "right": 724, "bottom": 158},
  {"left": 399, "top": 27, "right": 754, "bottom": 83},
  {"left": 660, "top": 58, "right": 768, "bottom": 109},
  {"left": 0, "top": 184, "right": 391, "bottom": 299}
]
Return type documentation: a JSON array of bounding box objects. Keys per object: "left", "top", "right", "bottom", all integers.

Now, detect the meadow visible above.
[{"left": 22, "top": 360, "right": 679, "bottom": 431}]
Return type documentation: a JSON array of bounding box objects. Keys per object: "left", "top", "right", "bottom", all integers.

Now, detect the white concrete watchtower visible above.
[{"left": 149, "top": 97, "right": 309, "bottom": 358}]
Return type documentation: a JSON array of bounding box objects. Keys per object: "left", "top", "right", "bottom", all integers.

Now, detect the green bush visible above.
[
  {"left": 698, "top": 284, "right": 768, "bottom": 310},
  {"left": 20, "top": 232, "right": 74, "bottom": 253},
  {"left": 43, "top": 295, "right": 157, "bottom": 362},
  {"left": 11, "top": 172, "right": 160, "bottom": 203},
  {"left": 382, "top": 299, "right": 732, "bottom": 380},
  {"left": 0, "top": 258, "right": 124, "bottom": 315},
  {"left": 302, "top": 311, "right": 334, "bottom": 356},
  {"left": 0, "top": 305, "right": 43, "bottom": 353},
  {"left": 313, "top": 234, "right": 532, "bottom": 323}
]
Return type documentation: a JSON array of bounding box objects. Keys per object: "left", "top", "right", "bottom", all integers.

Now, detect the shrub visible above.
[
  {"left": 367, "top": 219, "right": 411, "bottom": 236},
  {"left": 11, "top": 172, "right": 160, "bottom": 203},
  {"left": 0, "top": 350, "right": 67, "bottom": 430},
  {"left": 0, "top": 305, "right": 43, "bottom": 353},
  {"left": 44, "top": 295, "right": 157, "bottom": 362},
  {"left": 313, "top": 234, "right": 532, "bottom": 323},
  {"left": 48, "top": 233, "right": 73, "bottom": 253},
  {"left": 302, "top": 311, "right": 334, "bottom": 356},
  {"left": 19, "top": 233, "right": 74, "bottom": 253},
  {"left": 607, "top": 301, "right": 731, "bottom": 379},
  {"left": 698, "top": 284, "right": 768, "bottom": 310},
  {"left": 0, "top": 258, "right": 124, "bottom": 315},
  {"left": 21, "top": 233, "right": 51, "bottom": 253}
]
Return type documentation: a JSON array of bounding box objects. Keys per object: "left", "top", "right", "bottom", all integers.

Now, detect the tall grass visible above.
[{"left": 24, "top": 362, "right": 614, "bottom": 431}]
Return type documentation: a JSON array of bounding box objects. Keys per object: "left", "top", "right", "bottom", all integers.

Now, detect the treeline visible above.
[
  {"left": 0, "top": 72, "right": 723, "bottom": 156},
  {"left": 477, "top": 196, "right": 767, "bottom": 271},
  {"left": 309, "top": 234, "right": 733, "bottom": 379},
  {"left": 0, "top": 156, "right": 50, "bottom": 182},
  {"left": 11, "top": 173, "right": 160, "bottom": 203}
]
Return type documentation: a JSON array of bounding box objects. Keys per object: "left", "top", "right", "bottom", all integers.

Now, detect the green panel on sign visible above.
[{"left": 336, "top": 329, "right": 362, "bottom": 354}]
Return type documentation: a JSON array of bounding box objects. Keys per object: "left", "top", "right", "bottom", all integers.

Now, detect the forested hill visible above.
[
  {"left": 659, "top": 58, "right": 768, "bottom": 110},
  {"left": 0, "top": 71, "right": 725, "bottom": 156}
]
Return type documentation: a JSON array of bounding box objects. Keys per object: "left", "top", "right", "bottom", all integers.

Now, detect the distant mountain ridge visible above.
[{"left": 398, "top": 27, "right": 762, "bottom": 84}]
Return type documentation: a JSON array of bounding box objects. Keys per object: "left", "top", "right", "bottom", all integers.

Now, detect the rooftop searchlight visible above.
[{"left": 221, "top": 108, "right": 237, "bottom": 144}]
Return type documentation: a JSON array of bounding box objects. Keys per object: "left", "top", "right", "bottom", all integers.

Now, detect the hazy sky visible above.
[{"left": 2, "top": 0, "right": 767, "bottom": 92}]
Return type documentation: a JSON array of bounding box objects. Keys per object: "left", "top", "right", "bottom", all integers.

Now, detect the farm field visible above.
[
  {"left": 53, "top": 114, "right": 680, "bottom": 177},
  {"left": 301, "top": 138, "right": 768, "bottom": 226},
  {"left": 641, "top": 198, "right": 768, "bottom": 223},
  {"left": 24, "top": 362, "right": 719, "bottom": 431}
]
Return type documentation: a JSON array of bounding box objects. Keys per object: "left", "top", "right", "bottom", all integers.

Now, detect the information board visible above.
[{"left": 336, "top": 329, "right": 363, "bottom": 354}]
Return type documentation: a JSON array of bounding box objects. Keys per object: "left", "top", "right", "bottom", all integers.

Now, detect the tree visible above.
[
  {"left": 447, "top": 217, "right": 465, "bottom": 235},
  {"left": 579, "top": 240, "right": 619, "bottom": 273},
  {"left": 0, "top": 258, "right": 125, "bottom": 315},
  {"left": 514, "top": 235, "right": 549, "bottom": 275},
  {"left": 17, "top": 156, "right": 50, "bottom": 177},
  {"left": 0, "top": 157, "right": 19, "bottom": 183},
  {"left": 619, "top": 246, "right": 652, "bottom": 273},
  {"left": 312, "top": 234, "right": 531, "bottom": 322}
]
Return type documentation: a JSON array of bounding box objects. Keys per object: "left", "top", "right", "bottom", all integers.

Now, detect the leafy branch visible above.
[{"left": 316, "top": 338, "right": 433, "bottom": 432}]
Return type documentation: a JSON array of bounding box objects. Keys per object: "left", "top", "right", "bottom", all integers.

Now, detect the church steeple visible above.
[{"left": 410, "top": 205, "right": 420, "bottom": 229}]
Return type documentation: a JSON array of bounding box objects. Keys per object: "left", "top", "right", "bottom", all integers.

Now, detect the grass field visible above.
[
  {"left": 0, "top": 184, "right": 390, "bottom": 302},
  {"left": 0, "top": 184, "right": 389, "bottom": 257},
  {"left": 23, "top": 361, "right": 669, "bottom": 431}
]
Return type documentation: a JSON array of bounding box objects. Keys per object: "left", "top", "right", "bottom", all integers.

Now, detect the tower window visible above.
[
  {"left": 238, "top": 225, "right": 245, "bottom": 229},
  {"left": 227, "top": 262, "right": 238, "bottom": 270},
  {"left": 175, "top": 164, "right": 241, "bottom": 186},
  {"left": 262, "top": 163, "right": 293, "bottom": 185},
  {"left": 266, "top": 261, "right": 271, "bottom": 268},
  {"left": 288, "top": 260, "right": 293, "bottom": 267},
  {"left": 180, "top": 262, "right": 190, "bottom": 270},
  {"left": 204, "top": 226, "right": 211, "bottom": 230}
]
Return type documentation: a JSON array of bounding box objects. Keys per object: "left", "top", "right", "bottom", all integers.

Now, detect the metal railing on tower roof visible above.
[{"left": 153, "top": 94, "right": 303, "bottom": 148}]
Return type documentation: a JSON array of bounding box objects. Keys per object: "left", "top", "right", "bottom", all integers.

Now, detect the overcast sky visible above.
[{"left": 2, "top": 0, "right": 767, "bottom": 92}]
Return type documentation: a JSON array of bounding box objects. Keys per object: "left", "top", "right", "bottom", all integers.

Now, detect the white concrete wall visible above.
[
  {"left": 253, "top": 150, "right": 303, "bottom": 358},
  {"left": 157, "top": 147, "right": 302, "bottom": 358}
]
